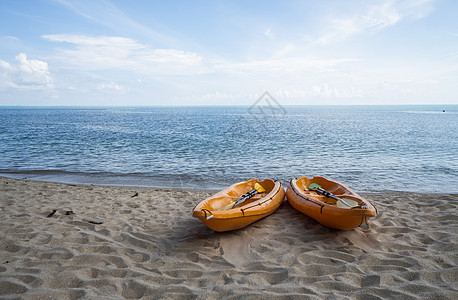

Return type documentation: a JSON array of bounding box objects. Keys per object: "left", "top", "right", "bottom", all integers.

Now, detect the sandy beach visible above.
[{"left": 0, "top": 177, "right": 456, "bottom": 299}]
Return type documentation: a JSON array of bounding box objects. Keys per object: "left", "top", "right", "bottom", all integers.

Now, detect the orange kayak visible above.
[
  {"left": 286, "top": 176, "right": 376, "bottom": 230},
  {"left": 192, "top": 179, "right": 285, "bottom": 232}
]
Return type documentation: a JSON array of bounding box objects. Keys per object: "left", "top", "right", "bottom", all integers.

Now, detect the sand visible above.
[{"left": 0, "top": 177, "right": 456, "bottom": 299}]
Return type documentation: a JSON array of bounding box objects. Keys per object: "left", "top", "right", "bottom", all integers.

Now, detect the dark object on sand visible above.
[
  {"left": 65, "top": 211, "right": 74, "bottom": 215},
  {"left": 88, "top": 220, "right": 103, "bottom": 225},
  {"left": 46, "top": 210, "right": 57, "bottom": 218},
  {"left": 131, "top": 192, "right": 139, "bottom": 198}
]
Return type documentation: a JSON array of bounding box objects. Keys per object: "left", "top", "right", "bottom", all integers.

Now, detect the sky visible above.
[{"left": 0, "top": 0, "right": 457, "bottom": 106}]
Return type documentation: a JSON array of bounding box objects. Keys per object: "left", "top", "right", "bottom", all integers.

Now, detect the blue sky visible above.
[{"left": 1, "top": 0, "right": 457, "bottom": 106}]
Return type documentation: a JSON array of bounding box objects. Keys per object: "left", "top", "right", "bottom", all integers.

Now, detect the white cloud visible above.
[
  {"left": 97, "top": 81, "right": 128, "bottom": 92},
  {"left": 264, "top": 27, "right": 274, "bottom": 39},
  {"left": 55, "top": 0, "right": 175, "bottom": 46},
  {"left": 316, "top": 0, "right": 435, "bottom": 44},
  {"left": 218, "top": 57, "right": 357, "bottom": 75},
  {"left": 170, "top": 91, "right": 265, "bottom": 105},
  {"left": 3, "top": 36, "right": 20, "bottom": 41},
  {"left": 41, "top": 34, "right": 361, "bottom": 92},
  {"left": 42, "top": 34, "right": 206, "bottom": 75},
  {"left": 274, "top": 85, "right": 364, "bottom": 99},
  {"left": 42, "top": 34, "right": 359, "bottom": 79},
  {"left": 0, "top": 53, "right": 53, "bottom": 90}
]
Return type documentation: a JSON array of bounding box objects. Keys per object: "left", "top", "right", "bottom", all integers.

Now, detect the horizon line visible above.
[{"left": 1, "top": 104, "right": 456, "bottom": 108}]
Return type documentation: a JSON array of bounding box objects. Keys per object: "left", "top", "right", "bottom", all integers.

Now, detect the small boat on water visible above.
[
  {"left": 286, "top": 176, "right": 377, "bottom": 230},
  {"left": 192, "top": 179, "right": 285, "bottom": 232}
]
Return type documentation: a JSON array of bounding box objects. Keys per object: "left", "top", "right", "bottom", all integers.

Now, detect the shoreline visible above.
[
  {"left": 1, "top": 174, "right": 456, "bottom": 195},
  {"left": 1, "top": 177, "right": 457, "bottom": 298},
  {"left": 0, "top": 174, "right": 223, "bottom": 193}
]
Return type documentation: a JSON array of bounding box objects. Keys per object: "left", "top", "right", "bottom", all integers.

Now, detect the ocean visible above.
[{"left": 0, "top": 105, "right": 457, "bottom": 193}]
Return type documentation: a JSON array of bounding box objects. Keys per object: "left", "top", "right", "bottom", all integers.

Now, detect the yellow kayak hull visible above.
[
  {"left": 192, "top": 179, "right": 285, "bottom": 232},
  {"left": 286, "top": 176, "right": 376, "bottom": 230}
]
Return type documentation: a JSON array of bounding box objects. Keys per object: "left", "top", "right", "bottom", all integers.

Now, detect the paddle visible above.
[
  {"left": 218, "top": 183, "right": 266, "bottom": 211},
  {"left": 307, "top": 183, "right": 359, "bottom": 208}
]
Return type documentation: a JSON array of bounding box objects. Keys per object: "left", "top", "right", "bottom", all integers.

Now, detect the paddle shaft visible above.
[
  {"left": 313, "top": 186, "right": 357, "bottom": 208},
  {"left": 217, "top": 188, "right": 260, "bottom": 211},
  {"left": 233, "top": 189, "right": 258, "bottom": 207},
  {"left": 314, "top": 187, "right": 340, "bottom": 201}
]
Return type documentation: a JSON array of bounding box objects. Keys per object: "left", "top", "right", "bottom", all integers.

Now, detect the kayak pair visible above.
[{"left": 192, "top": 176, "right": 377, "bottom": 232}]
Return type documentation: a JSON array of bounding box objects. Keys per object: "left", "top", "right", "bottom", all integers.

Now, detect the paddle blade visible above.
[
  {"left": 336, "top": 198, "right": 360, "bottom": 208},
  {"left": 254, "top": 183, "right": 266, "bottom": 193},
  {"left": 308, "top": 183, "right": 321, "bottom": 190},
  {"left": 218, "top": 202, "right": 235, "bottom": 211}
]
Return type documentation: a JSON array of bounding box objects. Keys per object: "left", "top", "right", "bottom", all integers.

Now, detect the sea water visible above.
[{"left": 0, "top": 105, "right": 457, "bottom": 193}]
